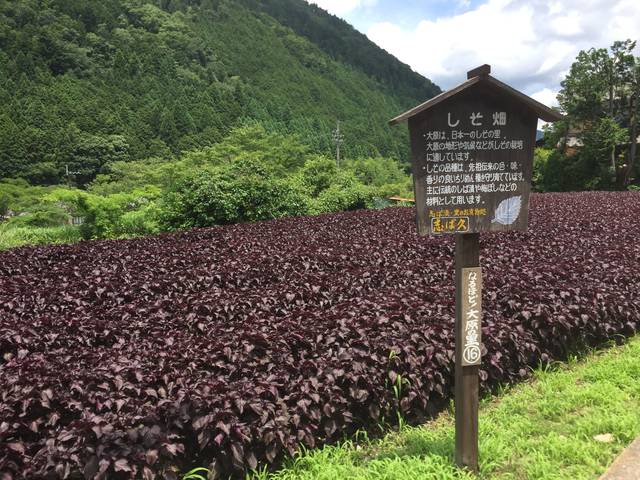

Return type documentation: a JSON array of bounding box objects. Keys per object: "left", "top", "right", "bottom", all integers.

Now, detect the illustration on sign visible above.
[
  {"left": 491, "top": 196, "right": 522, "bottom": 225},
  {"left": 461, "top": 267, "right": 482, "bottom": 367}
]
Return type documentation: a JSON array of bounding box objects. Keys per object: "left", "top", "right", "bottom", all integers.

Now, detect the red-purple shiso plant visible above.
[{"left": 0, "top": 192, "right": 638, "bottom": 479}]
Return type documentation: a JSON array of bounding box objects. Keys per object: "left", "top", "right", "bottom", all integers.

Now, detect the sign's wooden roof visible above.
[{"left": 389, "top": 65, "right": 564, "bottom": 125}]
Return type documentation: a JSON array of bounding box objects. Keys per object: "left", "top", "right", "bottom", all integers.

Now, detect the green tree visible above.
[
  {"left": 580, "top": 117, "right": 628, "bottom": 189},
  {"left": 69, "top": 134, "right": 130, "bottom": 186},
  {"left": 532, "top": 148, "right": 552, "bottom": 191},
  {"left": 557, "top": 40, "right": 639, "bottom": 188},
  {"left": 309, "top": 170, "right": 374, "bottom": 214},
  {"left": 296, "top": 155, "right": 338, "bottom": 197},
  {"left": 0, "top": 0, "right": 432, "bottom": 184},
  {"left": 159, "top": 157, "right": 308, "bottom": 230}
]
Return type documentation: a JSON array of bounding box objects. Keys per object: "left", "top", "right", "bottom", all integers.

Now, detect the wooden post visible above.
[{"left": 455, "top": 233, "right": 480, "bottom": 472}]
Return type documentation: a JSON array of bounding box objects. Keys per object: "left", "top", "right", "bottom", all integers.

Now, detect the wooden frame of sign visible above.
[{"left": 390, "top": 64, "right": 563, "bottom": 472}]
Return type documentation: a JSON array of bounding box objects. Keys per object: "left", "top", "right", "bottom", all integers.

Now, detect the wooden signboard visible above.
[
  {"left": 409, "top": 93, "right": 536, "bottom": 235},
  {"left": 390, "top": 64, "right": 563, "bottom": 473}
]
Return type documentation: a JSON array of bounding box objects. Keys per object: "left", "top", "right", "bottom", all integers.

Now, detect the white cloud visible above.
[
  {"left": 308, "top": 0, "right": 377, "bottom": 16},
  {"left": 531, "top": 88, "right": 559, "bottom": 108},
  {"left": 366, "top": 0, "right": 640, "bottom": 105},
  {"left": 530, "top": 88, "right": 560, "bottom": 130}
]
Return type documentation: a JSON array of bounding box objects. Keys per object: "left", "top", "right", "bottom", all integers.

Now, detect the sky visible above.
[{"left": 308, "top": 0, "right": 640, "bottom": 111}]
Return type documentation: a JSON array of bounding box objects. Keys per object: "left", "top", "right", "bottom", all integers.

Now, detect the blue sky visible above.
[
  {"left": 338, "top": 0, "right": 487, "bottom": 33},
  {"left": 309, "top": 0, "right": 640, "bottom": 114}
]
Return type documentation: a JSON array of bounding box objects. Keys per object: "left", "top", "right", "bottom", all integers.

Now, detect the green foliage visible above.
[
  {"left": 5, "top": 207, "right": 70, "bottom": 228},
  {"left": 558, "top": 47, "right": 613, "bottom": 121},
  {"left": 537, "top": 118, "right": 630, "bottom": 192},
  {"left": 0, "top": 178, "right": 58, "bottom": 213},
  {"left": 181, "top": 124, "right": 311, "bottom": 175},
  {"left": 309, "top": 171, "right": 374, "bottom": 214},
  {"left": 342, "top": 156, "right": 413, "bottom": 199},
  {"left": 257, "top": 337, "right": 640, "bottom": 480},
  {"left": 45, "top": 186, "right": 161, "bottom": 240},
  {"left": 78, "top": 188, "right": 161, "bottom": 240},
  {"left": 159, "top": 158, "right": 308, "bottom": 230},
  {"left": 545, "top": 39, "right": 639, "bottom": 190},
  {"left": 0, "top": 193, "right": 9, "bottom": 219},
  {"left": 0, "top": 224, "right": 81, "bottom": 250},
  {"left": 0, "top": 125, "right": 411, "bottom": 250},
  {"left": 579, "top": 118, "right": 628, "bottom": 189},
  {"left": 296, "top": 156, "right": 338, "bottom": 197},
  {"left": 182, "top": 467, "right": 210, "bottom": 480},
  {"left": 532, "top": 148, "right": 552, "bottom": 191},
  {"left": 343, "top": 157, "right": 408, "bottom": 187},
  {"left": 0, "top": 0, "right": 436, "bottom": 185},
  {"left": 68, "top": 133, "right": 130, "bottom": 186},
  {"left": 22, "top": 162, "right": 61, "bottom": 186}
]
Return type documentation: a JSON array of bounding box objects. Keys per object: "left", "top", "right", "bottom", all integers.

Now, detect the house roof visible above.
[{"left": 389, "top": 65, "right": 564, "bottom": 125}]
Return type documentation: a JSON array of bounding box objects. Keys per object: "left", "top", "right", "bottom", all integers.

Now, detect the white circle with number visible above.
[{"left": 463, "top": 345, "right": 481, "bottom": 365}]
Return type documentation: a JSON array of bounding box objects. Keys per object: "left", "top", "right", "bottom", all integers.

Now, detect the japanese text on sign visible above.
[
  {"left": 461, "top": 267, "right": 482, "bottom": 367},
  {"left": 417, "top": 108, "right": 529, "bottom": 232}
]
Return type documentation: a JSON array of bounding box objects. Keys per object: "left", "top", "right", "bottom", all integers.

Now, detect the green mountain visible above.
[{"left": 0, "top": 0, "right": 440, "bottom": 185}]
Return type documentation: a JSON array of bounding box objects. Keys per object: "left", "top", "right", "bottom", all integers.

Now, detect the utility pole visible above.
[
  {"left": 332, "top": 120, "right": 344, "bottom": 168},
  {"left": 65, "top": 165, "right": 81, "bottom": 188}
]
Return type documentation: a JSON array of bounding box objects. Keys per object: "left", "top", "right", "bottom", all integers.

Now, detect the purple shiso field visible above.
[{"left": 1, "top": 192, "right": 639, "bottom": 479}]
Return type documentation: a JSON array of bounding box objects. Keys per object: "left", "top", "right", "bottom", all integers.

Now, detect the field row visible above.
[{"left": 1, "top": 192, "right": 639, "bottom": 478}]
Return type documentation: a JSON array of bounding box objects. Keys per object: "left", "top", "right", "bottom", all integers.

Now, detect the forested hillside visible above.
[
  {"left": 0, "top": 0, "right": 440, "bottom": 185},
  {"left": 239, "top": 0, "right": 438, "bottom": 102}
]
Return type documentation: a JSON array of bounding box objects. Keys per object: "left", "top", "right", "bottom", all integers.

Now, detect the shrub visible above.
[
  {"left": 46, "top": 187, "right": 163, "bottom": 240},
  {"left": 296, "top": 155, "right": 338, "bottom": 197},
  {"left": 118, "top": 203, "right": 161, "bottom": 237},
  {"left": 159, "top": 160, "right": 309, "bottom": 230},
  {"left": 309, "top": 171, "right": 375, "bottom": 214},
  {"left": 342, "top": 157, "right": 408, "bottom": 187},
  {"left": 5, "top": 207, "right": 70, "bottom": 228}
]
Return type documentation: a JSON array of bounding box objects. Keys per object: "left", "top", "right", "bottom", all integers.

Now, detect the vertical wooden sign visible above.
[
  {"left": 390, "top": 64, "right": 562, "bottom": 473},
  {"left": 461, "top": 267, "right": 482, "bottom": 367}
]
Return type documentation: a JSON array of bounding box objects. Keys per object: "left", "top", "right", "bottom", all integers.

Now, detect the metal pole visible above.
[{"left": 333, "top": 120, "right": 343, "bottom": 168}]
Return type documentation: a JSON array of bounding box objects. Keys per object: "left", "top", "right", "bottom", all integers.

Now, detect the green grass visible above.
[
  {"left": 253, "top": 337, "right": 640, "bottom": 480},
  {"left": 0, "top": 224, "right": 82, "bottom": 250}
]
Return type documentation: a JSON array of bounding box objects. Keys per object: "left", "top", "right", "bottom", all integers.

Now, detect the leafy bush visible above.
[
  {"left": 0, "top": 178, "right": 58, "bottom": 214},
  {"left": 5, "top": 207, "right": 70, "bottom": 228},
  {"left": 343, "top": 157, "right": 409, "bottom": 188},
  {"left": 118, "top": 203, "right": 162, "bottom": 238},
  {"left": 160, "top": 160, "right": 308, "bottom": 230},
  {"left": 309, "top": 171, "right": 375, "bottom": 214},
  {"left": 0, "top": 192, "right": 638, "bottom": 478},
  {"left": 40, "top": 187, "right": 161, "bottom": 241},
  {"left": 296, "top": 155, "right": 338, "bottom": 197},
  {"left": 532, "top": 148, "right": 552, "bottom": 191}
]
